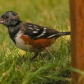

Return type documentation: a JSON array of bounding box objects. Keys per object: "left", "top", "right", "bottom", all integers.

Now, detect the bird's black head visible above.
[{"left": 0, "top": 11, "right": 21, "bottom": 27}]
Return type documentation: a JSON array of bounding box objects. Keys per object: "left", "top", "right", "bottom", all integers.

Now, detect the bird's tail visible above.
[
  {"left": 61, "top": 32, "right": 71, "bottom": 36},
  {"left": 55, "top": 31, "right": 70, "bottom": 38}
]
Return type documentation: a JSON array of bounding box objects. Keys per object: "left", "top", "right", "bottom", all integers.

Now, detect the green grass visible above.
[{"left": 0, "top": 0, "right": 71, "bottom": 84}]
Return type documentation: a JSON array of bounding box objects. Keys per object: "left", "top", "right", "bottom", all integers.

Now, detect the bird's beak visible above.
[{"left": 0, "top": 17, "right": 5, "bottom": 24}]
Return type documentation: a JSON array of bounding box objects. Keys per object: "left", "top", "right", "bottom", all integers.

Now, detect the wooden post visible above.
[{"left": 69, "top": 0, "right": 84, "bottom": 84}]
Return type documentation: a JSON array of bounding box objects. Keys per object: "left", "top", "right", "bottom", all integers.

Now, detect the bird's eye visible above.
[{"left": 5, "top": 15, "right": 9, "bottom": 19}]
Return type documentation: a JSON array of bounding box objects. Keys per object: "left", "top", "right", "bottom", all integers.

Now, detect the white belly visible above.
[{"left": 14, "top": 31, "right": 31, "bottom": 51}]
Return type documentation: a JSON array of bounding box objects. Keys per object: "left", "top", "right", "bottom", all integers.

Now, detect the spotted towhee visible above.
[{"left": 0, "top": 11, "right": 70, "bottom": 60}]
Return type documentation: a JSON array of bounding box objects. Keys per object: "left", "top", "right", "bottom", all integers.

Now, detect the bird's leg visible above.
[{"left": 31, "top": 52, "right": 39, "bottom": 60}]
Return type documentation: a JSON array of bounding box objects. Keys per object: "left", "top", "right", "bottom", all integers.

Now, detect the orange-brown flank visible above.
[{"left": 20, "top": 35, "right": 56, "bottom": 51}]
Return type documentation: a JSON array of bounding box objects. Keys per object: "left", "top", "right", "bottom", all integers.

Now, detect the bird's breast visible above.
[{"left": 14, "top": 31, "right": 32, "bottom": 51}]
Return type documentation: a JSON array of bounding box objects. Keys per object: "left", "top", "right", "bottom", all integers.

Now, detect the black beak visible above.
[{"left": 0, "top": 17, "right": 5, "bottom": 24}]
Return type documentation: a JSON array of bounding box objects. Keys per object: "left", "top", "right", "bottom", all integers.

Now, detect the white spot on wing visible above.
[
  {"left": 37, "top": 28, "right": 46, "bottom": 37},
  {"left": 29, "top": 25, "right": 32, "bottom": 26},
  {"left": 34, "top": 25, "right": 40, "bottom": 30},
  {"left": 44, "top": 27, "right": 47, "bottom": 29},
  {"left": 28, "top": 27, "right": 33, "bottom": 30},
  {"left": 47, "top": 34, "right": 56, "bottom": 38},
  {"left": 33, "top": 31, "right": 38, "bottom": 33}
]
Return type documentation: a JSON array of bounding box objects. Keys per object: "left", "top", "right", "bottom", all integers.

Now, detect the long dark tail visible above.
[
  {"left": 55, "top": 31, "right": 70, "bottom": 38},
  {"left": 62, "top": 32, "right": 71, "bottom": 36}
]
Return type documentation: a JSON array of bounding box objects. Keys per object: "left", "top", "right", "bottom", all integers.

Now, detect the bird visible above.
[{"left": 0, "top": 11, "right": 70, "bottom": 60}]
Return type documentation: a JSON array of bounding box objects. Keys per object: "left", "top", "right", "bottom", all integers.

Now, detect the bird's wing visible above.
[{"left": 22, "top": 22, "right": 61, "bottom": 39}]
